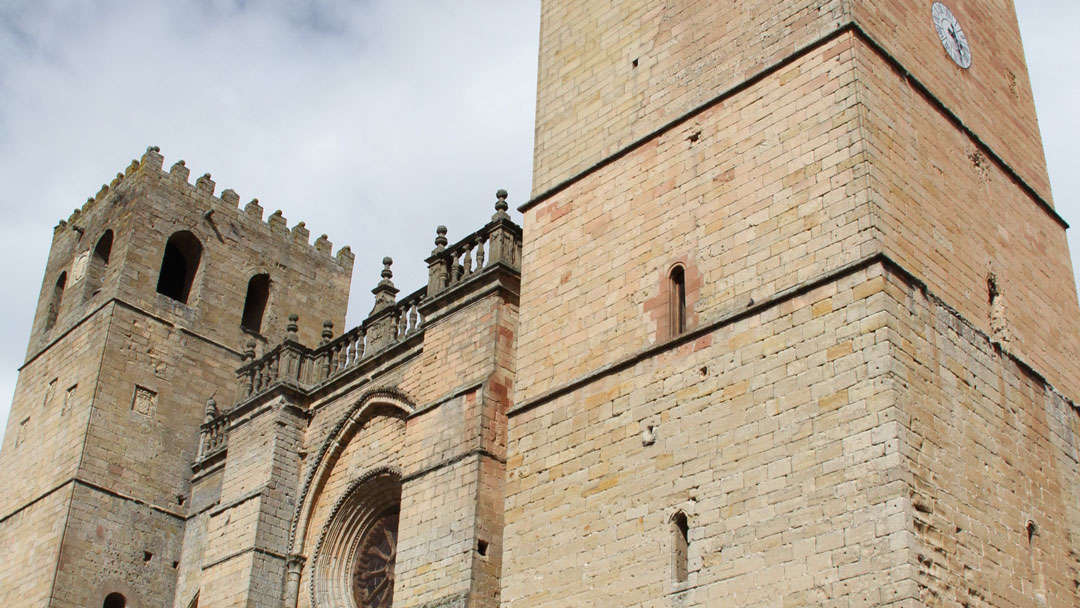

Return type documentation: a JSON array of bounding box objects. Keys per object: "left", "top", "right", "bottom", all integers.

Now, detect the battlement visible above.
[
  {"left": 56, "top": 146, "right": 355, "bottom": 267},
  {"left": 31, "top": 145, "right": 356, "bottom": 359}
]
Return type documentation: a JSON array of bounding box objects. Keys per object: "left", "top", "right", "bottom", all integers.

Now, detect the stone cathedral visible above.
[{"left": 2, "top": 1, "right": 1079, "bottom": 607}]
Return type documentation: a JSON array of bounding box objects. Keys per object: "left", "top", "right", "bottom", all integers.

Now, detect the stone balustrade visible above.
[{"left": 426, "top": 189, "right": 522, "bottom": 298}]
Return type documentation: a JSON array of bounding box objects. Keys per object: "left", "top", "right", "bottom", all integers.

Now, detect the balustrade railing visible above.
[
  {"left": 426, "top": 193, "right": 522, "bottom": 298},
  {"left": 198, "top": 414, "right": 228, "bottom": 461}
]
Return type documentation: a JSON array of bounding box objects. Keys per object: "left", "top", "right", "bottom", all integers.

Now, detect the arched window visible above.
[
  {"left": 314, "top": 471, "right": 401, "bottom": 608},
  {"left": 45, "top": 272, "right": 67, "bottom": 332},
  {"left": 85, "top": 229, "right": 114, "bottom": 297},
  {"left": 156, "top": 231, "right": 202, "bottom": 303},
  {"left": 241, "top": 274, "right": 270, "bottom": 333},
  {"left": 669, "top": 265, "right": 686, "bottom": 336},
  {"left": 671, "top": 511, "right": 689, "bottom": 583},
  {"left": 102, "top": 592, "right": 126, "bottom": 608}
]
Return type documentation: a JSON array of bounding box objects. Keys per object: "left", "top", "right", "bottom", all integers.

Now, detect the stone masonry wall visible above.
[
  {"left": 0, "top": 310, "right": 107, "bottom": 516},
  {"left": 851, "top": 0, "right": 1051, "bottom": 201},
  {"left": 48, "top": 483, "right": 186, "bottom": 608},
  {"left": 505, "top": 264, "right": 909, "bottom": 606},
  {"left": 855, "top": 41, "right": 1080, "bottom": 398},
  {"left": 531, "top": 0, "right": 848, "bottom": 193},
  {"left": 25, "top": 147, "right": 353, "bottom": 362},
  {"left": 532, "top": 1, "right": 1050, "bottom": 203},
  {"left": 0, "top": 486, "right": 71, "bottom": 607},
  {"left": 77, "top": 304, "right": 238, "bottom": 512},
  {"left": 295, "top": 409, "right": 407, "bottom": 608},
  {"left": 172, "top": 465, "right": 222, "bottom": 608},
  {"left": 885, "top": 272, "right": 1080, "bottom": 607},
  {"left": 518, "top": 32, "right": 871, "bottom": 404},
  {"left": 193, "top": 271, "right": 517, "bottom": 608}
]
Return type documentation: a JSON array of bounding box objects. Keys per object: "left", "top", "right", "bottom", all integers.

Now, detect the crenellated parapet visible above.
[
  {"left": 196, "top": 191, "right": 522, "bottom": 465},
  {"left": 52, "top": 145, "right": 355, "bottom": 268}
]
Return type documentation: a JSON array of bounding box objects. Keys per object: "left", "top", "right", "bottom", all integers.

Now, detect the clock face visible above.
[{"left": 932, "top": 2, "right": 972, "bottom": 69}]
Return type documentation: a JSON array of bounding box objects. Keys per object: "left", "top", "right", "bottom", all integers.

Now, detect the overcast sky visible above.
[{"left": 0, "top": 1, "right": 1076, "bottom": 441}]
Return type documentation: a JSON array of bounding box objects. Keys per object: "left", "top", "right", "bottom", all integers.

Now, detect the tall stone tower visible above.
[
  {"left": 0, "top": 147, "right": 353, "bottom": 607},
  {"left": 505, "top": 1, "right": 1080, "bottom": 607}
]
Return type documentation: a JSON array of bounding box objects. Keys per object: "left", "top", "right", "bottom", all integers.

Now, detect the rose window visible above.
[
  {"left": 351, "top": 509, "right": 399, "bottom": 608},
  {"left": 310, "top": 471, "right": 401, "bottom": 608}
]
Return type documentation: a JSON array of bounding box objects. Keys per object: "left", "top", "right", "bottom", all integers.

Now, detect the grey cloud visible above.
[{"left": 0, "top": 2, "right": 1076, "bottom": 443}]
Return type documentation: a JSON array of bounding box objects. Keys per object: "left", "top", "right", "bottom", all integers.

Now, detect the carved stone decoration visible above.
[
  {"left": 351, "top": 508, "right": 399, "bottom": 608},
  {"left": 310, "top": 470, "right": 402, "bottom": 608},
  {"left": 131, "top": 385, "right": 157, "bottom": 417}
]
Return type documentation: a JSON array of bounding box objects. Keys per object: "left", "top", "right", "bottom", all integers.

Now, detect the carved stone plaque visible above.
[
  {"left": 131, "top": 385, "right": 157, "bottom": 417},
  {"left": 71, "top": 250, "right": 90, "bottom": 283}
]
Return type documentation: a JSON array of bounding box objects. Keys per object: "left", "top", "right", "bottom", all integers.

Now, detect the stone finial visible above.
[
  {"left": 380, "top": 257, "right": 393, "bottom": 283},
  {"left": 286, "top": 314, "right": 299, "bottom": 340},
  {"left": 196, "top": 173, "right": 216, "bottom": 195},
  {"left": 245, "top": 198, "right": 263, "bottom": 220},
  {"left": 321, "top": 320, "right": 334, "bottom": 345},
  {"left": 370, "top": 257, "right": 399, "bottom": 314},
  {"left": 492, "top": 189, "right": 510, "bottom": 220},
  {"left": 141, "top": 145, "right": 164, "bottom": 170},
  {"left": 434, "top": 226, "right": 448, "bottom": 252},
  {"left": 221, "top": 188, "right": 240, "bottom": 207},
  {"left": 292, "top": 221, "right": 309, "bottom": 244},
  {"left": 125, "top": 160, "right": 140, "bottom": 176},
  {"left": 110, "top": 173, "right": 123, "bottom": 189},
  {"left": 268, "top": 210, "right": 287, "bottom": 234},
  {"left": 314, "top": 234, "right": 332, "bottom": 255},
  {"left": 204, "top": 397, "right": 219, "bottom": 422},
  {"left": 243, "top": 340, "right": 257, "bottom": 361}
]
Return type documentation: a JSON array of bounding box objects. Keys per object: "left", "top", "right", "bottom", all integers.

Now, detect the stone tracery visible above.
[{"left": 310, "top": 470, "right": 402, "bottom": 608}]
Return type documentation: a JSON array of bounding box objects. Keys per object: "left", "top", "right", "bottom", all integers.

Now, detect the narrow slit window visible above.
[
  {"left": 45, "top": 272, "right": 67, "bottom": 331},
  {"left": 241, "top": 274, "right": 270, "bottom": 333},
  {"left": 671, "top": 511, "right": 689, "bottom": 583},
  {"left": 103, "top": 592, "right": 126, "bottom": 608},
  {"left": 669, "top": 266, "right": 686, "bottom": 336},
  {"left": 85, "top": 229, "right": 114, "bottom": 296},
  {"left": 156, "top": 231, "right": 202, "bottom": 303}
]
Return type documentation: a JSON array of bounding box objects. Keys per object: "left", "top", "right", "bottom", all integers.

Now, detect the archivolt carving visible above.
[
  {"left": 288, "top": 387, "right": 414, "bottom": 557},
  {"left": 309, "top": 469, "right": 402, "bottom": 608}
]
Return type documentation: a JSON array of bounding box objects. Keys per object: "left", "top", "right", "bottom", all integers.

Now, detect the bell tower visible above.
[
  {"left": 0, "top": 146, "right": 353, "bottom": 608},
  {"left": 505, "top": 2, "right": 1080, "bottom": 607}
]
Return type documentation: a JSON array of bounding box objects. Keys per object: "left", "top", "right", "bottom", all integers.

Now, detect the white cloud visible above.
[{"left": 0, "top": 2, "right": 1076, "bottom": 444}]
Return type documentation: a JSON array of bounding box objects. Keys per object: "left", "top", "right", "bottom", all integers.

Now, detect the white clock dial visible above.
[{"left": 932, "top": 2, "right": 972, "bottom": 69}]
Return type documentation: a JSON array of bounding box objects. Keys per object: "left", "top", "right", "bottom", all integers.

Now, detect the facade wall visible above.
[
  {"left": 851, "top": 0, "right": 1051, "bottom": 201},
  {"left": 77, "top": 303, "right": 238, "bottom": 511},
  {"left": 885, "top": 268, "right": 1080, "bottom": 607},
  {"left": 855, "top": 41, "right": 1080, "bottom": 398},
  {"left": 171, "top": 465, "right": 222, "bottom": 608},
  {"left": 519, "top": 33, "right": 871, "bottom": 404},
  {"left": 0, "top": 313, "right": 106, "bottom": 516},
  {"left": 295, "top": 410, "right": 407, "bottom": 608},
  {"left": 505, "top": 264, "right": 909, "bottom": 606},
  {"left": 0, "top": 486, "right": 71, "bottom": 608},
  {"left": 531, "top": 0, "right": 849, "bottom": 192},
  {"left": 50, "top": 483, "right": 186, "bottom": 608}
]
